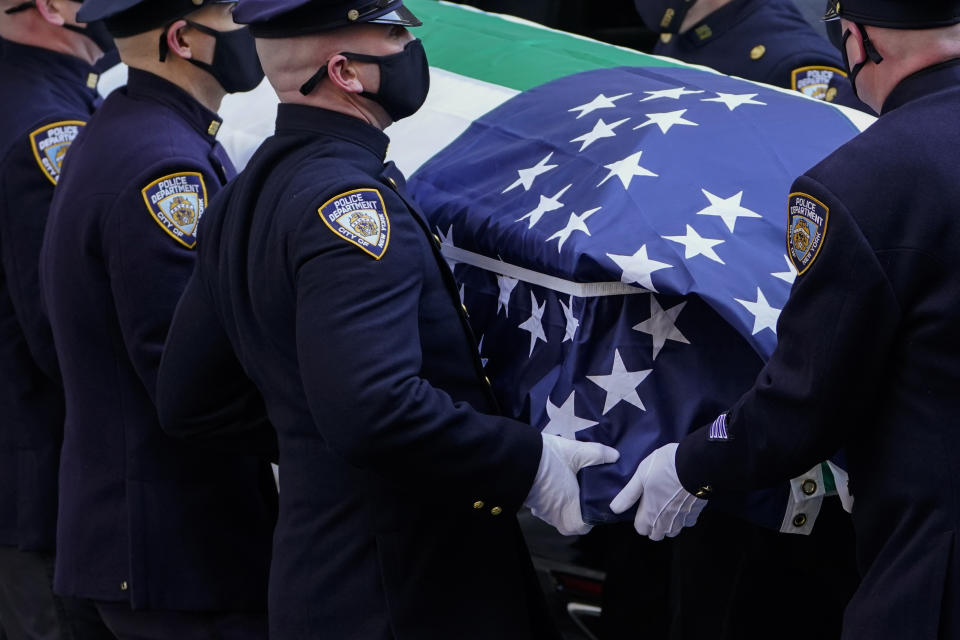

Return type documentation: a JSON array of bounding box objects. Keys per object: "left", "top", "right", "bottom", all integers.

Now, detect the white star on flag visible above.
[
  {"left": 772, "top": 255, "right": 798, "bottom": 285},
  {"left": 587, "top": 349, "right": 652, "bottom": 414},
  {"left": 570, "top": 117, "right": 630, "bottom": 152},
  {"left": 568, "top": 92, "right": 632, "bottom": 119},
  {"left": 516, "top": 184, "right": 572, "bottom": 229},
  {"left": 597, "top": 150, "right": 658, "bottom": 189},
  {"left": 663, "top": 224, "right": 726, "bottom": 264},
  {"left": 548, "top": 207, "right": 601, "bottom": 252},
  {"left": 518, "top": 291, "right": 548, "bottom": 356},
  {"left": 633, "top": 109, "right": 698, "bottom": 134},
  {"left": 436, "top": 224, "right": 457, "bottom": 272},
  {"left": 735, "top": 287, "right": 782, "bottom": 335},
  {"left": 496, "top": 273, "right": 518, "bottom": 317},
  {"left": 607, "top": 245, "right": 673, "bottom": 292},
  {"left": 544, "top": 391, "right": 598, "bottom": 440},
  {"left": 632, "top": 296, "right": 690, "bottom": 360},
  {"left": 696, "top": 189, "right": 763, "bottom": 233},
  {"left": 639, "top": 87, "right": 705, "bottom": 102},
  {"left": 701, "top": 92, "right": 767, "bottom": 111},
  {"left": 559, "top": 295, "right": 580, "bottom": 343},
  {"left": 502, "top": 152, "right": 558, "bottom": 194}
]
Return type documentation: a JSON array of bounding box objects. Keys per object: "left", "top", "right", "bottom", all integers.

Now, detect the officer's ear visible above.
[
  {"left": 326, "top": 54, "right": 365, "bottom": 94},
  {"left": 164, "top": 19, "right": 194, "bottom": 61},
  {"left": 34, "top": 0, "right": 65, "bottom": 26}
]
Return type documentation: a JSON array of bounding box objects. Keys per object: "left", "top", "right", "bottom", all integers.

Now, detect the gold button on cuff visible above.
[
  {"left": 347, "top": 8, "right": 360, "bottom": 20},
  {"left": 120, "top": 581, "right": 129, "bottom": 591},
  {"left": 793, "top": 513, "right": 807, "bottom": 528},
  {"left": 473, "top": 500, "right": 484, "bottom": 510},
  {"left": 750, "top": 44, "right": 766, "bottom": 60},
  {"left": 490, "top": 506, "right": 503, "bottom": 516},
  {"left": 801, "top": 479, "right": 818, "bottom": 496}
]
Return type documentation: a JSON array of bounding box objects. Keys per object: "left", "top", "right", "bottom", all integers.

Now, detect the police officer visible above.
[
  {"left": 0, "top": 2, "right": 115, "bottom": 639},
  {"left": 634, "top": 0, "right": 868, "bottom": 109},
  {"left": 38, "top": 1, "right": 277, "bottom": 638},
  {"left": 154, "top": 1, "right": 620, "bottom": 637},
  {"left": 613, "top": 1, "right": 960, "bottom": 638}
]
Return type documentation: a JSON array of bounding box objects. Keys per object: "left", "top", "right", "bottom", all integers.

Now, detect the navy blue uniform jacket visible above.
[
  {"left": 40, "top": 69, "right": 276, "bottom": 611},
  {"left": 157, "top": 105, "right": 559, "bottom": 640},
  {"left": 677, "top": 60, "right": 960, "bottom": 639},
  {"left": 0, "top": 41, "right": 98, "bottom": 552},
  {"left": 655, "top": 0, "right": 867, "bottom": 110}
]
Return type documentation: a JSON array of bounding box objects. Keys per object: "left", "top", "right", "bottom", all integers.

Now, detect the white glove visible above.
[
  {"left": 609, "top": 443, "right": 707, "bottom": 541},
  {"left": 524, "top": 433, "right": 620, "bottom": 536}
]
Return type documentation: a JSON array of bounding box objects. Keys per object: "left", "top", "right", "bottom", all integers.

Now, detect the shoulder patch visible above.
[
  {"left": 318, "top": 188, "right": 390, "bottom": 260},
  {"left": 140, "top": 172, "right": 208, "bottom": 249},
  {"left": 29, "top": 120, "right": 86, "bottom": 185},
  {"left": 791, "top": 66, "right": 846, "bottom": 101},
  {"left": 787, "top": 192, "right": 829, "bottom": 275}
]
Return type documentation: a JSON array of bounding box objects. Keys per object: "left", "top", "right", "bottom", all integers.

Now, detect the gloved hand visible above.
[
  {"left": 524, "top": 433, "right": 620, "bottom": 536},
  {"left": 609, "top": 443, "right": 707, "bottom": 541}
]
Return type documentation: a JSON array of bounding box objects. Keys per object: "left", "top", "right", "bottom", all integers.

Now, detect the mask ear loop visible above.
[
  {"left": 3, "top": 1, "right": 35, "bottom": 14},
  {"left": 300, "top": 63, "right": 329, "bottom": 96},
  {"left": 158, "top": 20, "right": 177, "bottom": 62}
]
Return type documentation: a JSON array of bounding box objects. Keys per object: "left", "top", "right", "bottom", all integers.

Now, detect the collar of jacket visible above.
[
  {"left": 274, "top": 103, "right": 390, "bottom": 164},
  {"left": 881, "top": 57, "right": 960, "bottom": 114},
  {"left": 125, "top": 67, "right": 224, "bottom": 142}
]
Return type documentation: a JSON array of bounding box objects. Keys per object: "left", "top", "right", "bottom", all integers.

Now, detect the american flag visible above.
[{"left": 408, "top": 65, "right": 863, "bottom": 525}]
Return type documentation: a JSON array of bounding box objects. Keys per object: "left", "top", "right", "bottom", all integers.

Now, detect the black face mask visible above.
[
  {"left": 3, "top": 1, "right": 117, "bottom": 58},
  {"left": 182, "top": 22, "right": 264, "bottom": 94},
  {"left": 839, "top": 23, "right": 883, "bottom": 100},
  {"left": 300, "top": 39, "right": 431, "bottom": 123},
  {"left": 64, "top": 21, "right": 117, "bottom": 58}
]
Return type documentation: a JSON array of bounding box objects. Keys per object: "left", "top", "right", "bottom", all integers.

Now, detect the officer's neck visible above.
[
  {"left": 277, "top": 89, "right": 392, "bottom": 131},
  {"left": 679, "top": 0, "right": 733, "bottom": 34},
  {"left": 0, "top": 17, "right": 102, "bottom": 65},
  {"left": 123, "top": 54, "right": 227, "bottom": 113}
]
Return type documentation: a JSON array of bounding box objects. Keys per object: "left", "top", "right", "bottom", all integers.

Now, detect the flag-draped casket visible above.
[{"left": 398, "top": 1, "right": 872, "bottom": 528}]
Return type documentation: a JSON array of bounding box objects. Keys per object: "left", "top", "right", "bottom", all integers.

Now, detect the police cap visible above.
[
  {"left": 824, "top": 0, "right": 960, "bottom": 29},
  {"left": 77, "top": 0, "right": 234, "bottom": 37},
  {"left": 233, "top": 0, "right": 422, "bottom": 38}
]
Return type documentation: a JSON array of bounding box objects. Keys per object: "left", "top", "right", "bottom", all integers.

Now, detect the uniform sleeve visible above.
[
  {"left": 676, "top": 175, "right": 901, "bottom": 494},
  {"left": 0, "top": 122, "right": 87, "bottom": 382},
  {"left": 103, "top": 161, "right": 214, "bottom": 406},
  {"left": 157, "top": 271, "right": 278, "bottom": 461},
  {"left": 292, "top": 186, "right": 542, "bottom": 513}
]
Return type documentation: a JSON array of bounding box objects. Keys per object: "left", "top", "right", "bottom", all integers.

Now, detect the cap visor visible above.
[{"left": 369, "top": 6, "right": 422, "bottom": 27}]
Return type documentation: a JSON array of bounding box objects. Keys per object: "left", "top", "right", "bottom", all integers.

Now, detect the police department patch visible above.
[
  {"left": 318, "top": 189, "right": 390, "bottom": 260},
  {"left": 140, "top": 172, "right": 207, "bottom": 249},
  {"left": 787, "top": 192, "right": 829, "bottom": 275},
  {"left": 791, "top": 66, "right": 846, "bottom": 101},
  {"left": 29, "top": 120, "right": 85, "bottom": 185}
]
